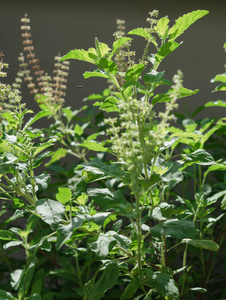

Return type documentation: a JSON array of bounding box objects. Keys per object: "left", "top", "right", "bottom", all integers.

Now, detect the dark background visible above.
[{"left": 1, "top": 0, "right": 226, "bottom": 118}]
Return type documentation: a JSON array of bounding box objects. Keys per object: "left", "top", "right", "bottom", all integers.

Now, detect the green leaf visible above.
[
  {"left": 45, "top": 148, "right": 67, "bottom": 167},
  {"left": 211, "top": 74, "right": 226, "bottom": 84},
  {"left": 221, "top": 195, "right": 226, "bottom": 210},
  {"left": 56, "top": 187, "right": 72, "bottom": 205},
  {"left": 34, "top": 172, "right": 50, "bottom": 190},
  {"left": 11, "top": 255, "right": 36, "bottom": 292},
  {"left": 128, "top": 27, "right": 150, "bottom": 39},
  {"left": 33, "top": 151, "right": 52, "bottom": 168},
  {"left": 86, "top": 212, "right": 112, "bottom": 226},
  {"left": 152, "top": 87, "right": 199, "bottom": 105},
  {"left": 3, "top": 241, "right": 23, "bottom": 250},
  {"left": 79, "top": 158, "right": 124, "bottom": 182},
  {"left": 213, "top": 84, "right": 226, "bottom": 92},
  {"left": 36, "top": 199, "right": 65, "bottom": 229},
  {"left": 96, "top": 57, "right": 117, "bottom": 74},
  {"left": 56, "top": 216, "right": 84, "bottom": 250},
  {"left": 74, "top": 124, "right": 84, "bottom": 136},
  {"left": 90, "top": 232, "right": 116, "bottom": 257},
  {"left": 120, "top": 277, "right": 140, "bottom": 300},
  {"left": 183, "top": 239, "right": 219, "bottom": 251},
  {"left": 23, "top": 111, "right": 52, "bottom": 131},
  {"left": 84, "top": 70, "right": 109, "bottom": 79},
  {"left": 80, "top": 141, "right": 109, "bottom": 152},
  {"left": 156, "top": 17, "right": 170, "bottom": 39},
  {"left": 99, "top": 96, "right": 120, "bottom": 113},
  {"left": 95, "top": 38, "right": 111, "bottom": 58},
  {"left": 155, "top": 40, "right": 181, "bottom": 65},
  {"left": 87, "top": 188, "right": 132, "bottom": 214},
  {"left": 84, "top": 263, "right": 119, "bottom": 300},
  {"left": 26, "top": 295, "right": 42, "bottom": 300},
  {"left": 205, "top": 100, "right": 226, "bottom": 108},
  {"left": 111, "top": 37, "right": 132, "bottom": 57},
  {"left": 0, "top": 289, "right": 15, "bottom": 300},
  {"left": 125, "top": 64, "right": 145, "bottom": 81},
  {"left": 60, "top": 48, "right": 96, "bottom": 64},
  {"left": 150, "top": 219, "right": 198, "bottom": 239},
  {"left": 190, "top": 287, "right": 207, "bottom": 293},
  {"left": 169, "top": 10, "right": 209, "bottom": 41},
  {"left": 42, "top": 292, "right": 58, "bottom": 300},
  {"left": 182, "top": 149, "right": 216, "bottom": 166},
  {"left": 206, "top": 190, "right": 226, "bottom": 206},
  {"left": 145, "top": 270, "right": 179, "bottom": 300},
  {"left": 0, "top": 229, "right": 18, "bottom": 241},
  {"left": 143, "top": 70, "right": 165, "bottom": 83}
]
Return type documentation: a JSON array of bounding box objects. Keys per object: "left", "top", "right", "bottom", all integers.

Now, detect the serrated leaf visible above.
[
  {"left": 169, "top": 10, "right": 209, "bottom": 41},
  {"left": 80, "top": 141, "right": 109, "bottom": 152},
  {"left": 60, "top": 48, "right": 96, "bottom": 64},
  {"left": 33, "top": 151, "right": 52, "bottom": 168},
  {"left": 183, "top": 239, "right": 219, "bottom": 251},
  {"left": 145, "top": 270, "right": 179, "bottom": 300},
  {"left": 125, "top": 64, "right": 145, "bottom": 81},
  {"left": 99, "top": 96, "right": 120, "bottom": 112},
  {"left": 56, "top": 216, "right": 84, "bottom": 250},
  {"left": 156, "top": 17, "right": 170, "bottom": 39},
  {"left": 143, "top": 70, "right": 165, "bottom": 83},
  {"left": 84, "top": 70, "right": 109, "bottom": 79},
  {"left": 150, "top": 218, "right": 198, "bottom": 239},
  {"left": 73, "top": 123, "right": 84, "bottom": 136},
  {"left": 90, "top": 232, "right": 116, "bottom": 257},
  {"left": 155, "top": 40, "right": 181, "bottom": 65},
  {"left": 56, "top": 187, "right": 72, "bottom": 204},
  {"left": 23, "top": 111, "right": 52, "bottom": 131},
  {"left": 182, "top": 149, "right": 216, "bottom": 166},
  {"left": 34, "top": 172, "right": 50, "bottom": 190},
  {"left": 36, "top": 199, "right": 65, "bottom": 229},
  {"left": 111, "top": 37, "right": 132, "bottom": 57},
  {"left": 87, "top": 188, "right": 132, "bottom": 214},
  {"left": 152, "top": 87, "right": 199, "bottom": 105},
  {"left": 128, "top": 27, "right": 150, "bottom": 39},
  {"left": 97, "top": 57, "right": 117, "bottom": 73},
  {"left": 86, "top": 212, "right": 112, "bottom": 226},
  {"left": 45, "top": 148, "right": 67, "bottom": 167}
]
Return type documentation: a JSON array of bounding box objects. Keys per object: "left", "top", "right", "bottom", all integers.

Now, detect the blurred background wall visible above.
[{"left": 0, "top": 0, "right": 226, "bottom": 118}]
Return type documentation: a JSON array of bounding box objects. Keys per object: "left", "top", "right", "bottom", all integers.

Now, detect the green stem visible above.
[
  {"left": 181, "top": 243, "right": 188, "bottom": 297},
  {"left": 3, "top": 174, "right": 36, "bottom": 205}
]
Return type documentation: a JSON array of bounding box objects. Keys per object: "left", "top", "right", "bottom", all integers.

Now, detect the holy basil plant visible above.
[{"left": 0, "top": 9, "right": 225, "bottom": 300}]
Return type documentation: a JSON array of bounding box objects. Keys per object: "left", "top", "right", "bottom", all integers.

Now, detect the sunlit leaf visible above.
[
  {"left": 60, "top": 49, "right": 96, "bottom": 64},
  {"left": 36, "top": 199, "right": 65, "bottom": 229},
  {"left": 128, "top": 27, "right": 150, "bottom": 39},
  {"left": 84, "top": 70, "right": 109, "bottom": 79},
  {"left": 169, "top": 10, "right": 209, "bottom": 41},
  {"left": 155, "top": 40, "right": 181, "bottom": 65}
]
